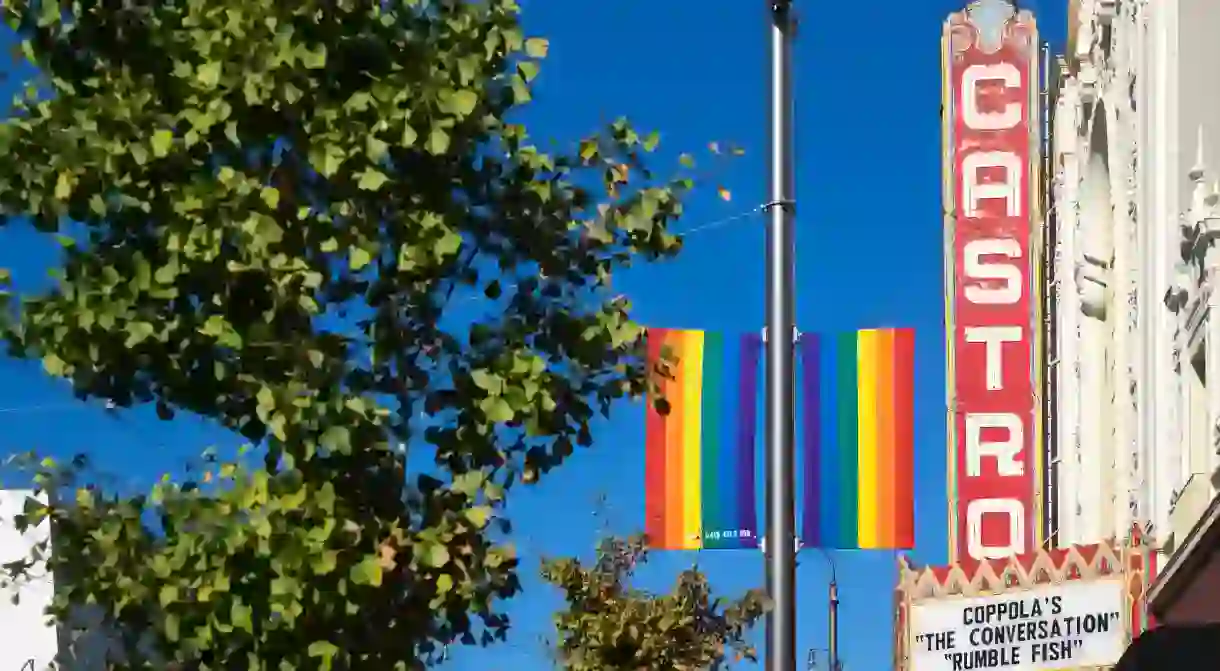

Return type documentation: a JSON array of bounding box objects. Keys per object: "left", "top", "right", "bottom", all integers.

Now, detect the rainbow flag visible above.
[
  {"left": 799, "top": 328, "right": 915, "bottom": 550},
  {"left": 644, "top": 328, "right": 760, "bottom": 550}
]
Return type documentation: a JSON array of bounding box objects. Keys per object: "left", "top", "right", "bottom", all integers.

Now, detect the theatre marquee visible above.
[
  {"left": 910, "top": 578, "right": 1125, "bottom": 670},
  {"left": 892, "top": 536, "right": 1155, "bottom": 671}
]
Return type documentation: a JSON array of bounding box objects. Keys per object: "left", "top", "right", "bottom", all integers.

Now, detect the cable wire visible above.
[{"left": 456, "top": 203, "right": 766, "bottom": 304}]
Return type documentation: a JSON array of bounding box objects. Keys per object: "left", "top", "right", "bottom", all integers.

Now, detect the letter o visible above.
[{"left": 966, "top": 498, "right": 1025, "bottom": 559}]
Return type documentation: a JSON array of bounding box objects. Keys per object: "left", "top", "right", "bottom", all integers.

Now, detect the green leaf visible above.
[
  {"left": 255, "top": 385, "right": 276, "bottom": 421},
  {"left": 271, "top": 574, "right": 299, "bottom": 595},
  {"left": 436, "top": 573, "right": 454, "bottom": 594},
  {"left": 260, "top": 186, "right": 280, "bottom": 209},
  {"left": 350, "top": 556, "right": 383, "bottom": 587},
  {"left": 524, "top": 37, "right": 549, "bottom": 58},
  {"left": 510, "top": 74, "right": 531, "bottom": 103},
  {"left": 319, "top": 426, "right": 352, "bottom": 453},
  {"left": 301, "top": 45, "right": 327, "bottom": 69},
  {"left": 470, "top": 369, "right": 502, "bottom": 394},
  {"left": 366, "top": 135, "right": 389, "bottom": 160},
  {"left": 129, "top": 143, "right": 149, "bottom": 165},
  {"left": 124, "top": 321, "right": 156, "bottom": 347},
  {"left": 422, "top": 543, "right": 450, "bottom": 568},
  {"left": 580, "top": 139, "right": 598, "bottom": 161},
  {"left": 451, "top": 471, "right": 484, "bottom": 497},
  {"left": 196, "top": 61, "right": 222, "bottom": 88},
  {"left": 518, "top": 61, "right": 540, "bottom": 82},
  {"left": 164, "top": 612, "right": 180, "bottom": 642},
  {"left": 307, "top": 644, "right": 341, "bottom": 671},
  {"left": 308, "top": 640, "right": 339, "bottom": 659},
  {"left": 483, "top": 397, "right": 514, "bottom": 423},
  {"left": 465, "top": 505, "right": 492, "bottom": 529},
  {"left": 231, "top": 600, "right": 253, "bottom": 633},
  {"left": 350, "top": 247, "right": 373, "bottom": 271},
  {"left": 401, "top": 123, "right": 418, "bottom": 147},
  {"left": 54, "top": 172, "right": 72, "bottom": 200},
  {"left": 427, "top": 128, "right": 450, "bottom": 155},
  {"left": 152, "top": 130, "right": 173, "bottom": 157},
  {"left": 311, "top": 550, "right": 338, "bottom": 575},
  {"left": 435, "top": 230, "right": 462, "bottom": 257},
  {"left": 312, "top": 146, "right": 344, "bottom": 177},
  {"left": 38, "top": 0, "right": 59, "bottom": 26},
  {"left": 447, "top": 89, "right": 478, "bottom": 116},
  {"left": 357, "top": 168, "right": 389, "bottom": 191}
]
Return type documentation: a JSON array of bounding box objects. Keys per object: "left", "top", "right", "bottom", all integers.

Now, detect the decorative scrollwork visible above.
[
  {"left": 946, "top": 0, "right": 1037, "bottom": 60},
  {"left": 967, "top": 0, "right": 1015, "bottom": 53},
  {"left": 947, "top": 19, "right": 975, "bottom": 60}
]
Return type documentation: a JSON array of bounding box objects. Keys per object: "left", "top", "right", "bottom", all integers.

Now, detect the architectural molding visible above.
[{"left": 1051, "top": 0, "right": 1195, "bottom": 551}]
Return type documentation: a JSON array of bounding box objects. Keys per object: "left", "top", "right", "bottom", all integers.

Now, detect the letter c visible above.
[{"left": 963, "top": 63, "right": 1022, "bottom": 131}]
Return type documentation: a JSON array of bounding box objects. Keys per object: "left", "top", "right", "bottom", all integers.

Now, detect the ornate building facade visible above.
[{"left": 1050, "top": 0, "right": 1220, "bottom": 622}]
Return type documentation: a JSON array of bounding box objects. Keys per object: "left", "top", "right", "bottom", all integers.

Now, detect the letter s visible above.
[{"left": 964, "top": 239, "right": 1023, "bottom": 304}]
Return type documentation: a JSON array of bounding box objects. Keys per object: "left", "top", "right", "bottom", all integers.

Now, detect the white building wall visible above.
[
  {"left": 1053, "top": 0, "right": 1135, "bottom": 547},
  {"left": 1052, "top": 76, "right": 1083, "bottom": 545},
  {"left": 1142, "top": 0, "right": 1178, "bottom": 551},
  {"left": 1053, "top": 0, "right": 1220, "bottom": 569}
]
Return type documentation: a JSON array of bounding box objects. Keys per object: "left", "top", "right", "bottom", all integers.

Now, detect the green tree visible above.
[
  {"left": 541, "top": 535, "right": 768, "bottom": 670},
  {"left": 0, "top": 0, "right": 728, "bottom": 667}
]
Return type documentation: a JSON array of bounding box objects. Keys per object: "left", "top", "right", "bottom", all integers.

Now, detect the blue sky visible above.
[{"left": 0, "top": 1, "right": 1064, "bottom": 670}]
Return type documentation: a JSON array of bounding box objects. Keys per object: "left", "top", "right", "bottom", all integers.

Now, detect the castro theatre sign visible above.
[
  {"left": 943, "top": 0, "right": 1040, "bottom": 561},
  {"left": 909, "top": 579, "right": 1126, "bottom": 671}
]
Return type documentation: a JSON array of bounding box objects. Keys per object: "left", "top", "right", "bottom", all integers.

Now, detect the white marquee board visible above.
[
  {"left": 909, "top": 578, "right": 1126, "bottom": 671},
  {"left": 0, "top": 489, "right": 58, "bottom": 670}
]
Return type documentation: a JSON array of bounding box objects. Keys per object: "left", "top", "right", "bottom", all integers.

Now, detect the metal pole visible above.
[
  {"left": 765, "top": 1, "right": 797, "bottom": 670},
  {"left": 828, "top": 580, "right": 840, "bottom": 671}
]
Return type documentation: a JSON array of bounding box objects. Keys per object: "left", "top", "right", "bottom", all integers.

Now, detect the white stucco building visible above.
[{"left": 1049, "top": 0, "right": 1220, "bottom": 622}]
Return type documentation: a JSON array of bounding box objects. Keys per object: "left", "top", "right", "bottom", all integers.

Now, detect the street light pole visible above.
[
  {"left": 828, "top": 579, "right": 840, "bottom": 671},
  {"left": 764, "top": 1, "right": 797, "bottom": 671}
]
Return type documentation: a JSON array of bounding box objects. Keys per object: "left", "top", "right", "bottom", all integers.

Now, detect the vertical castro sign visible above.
[{"left": 943, "top": 0, "right": 1040, "bottom": 561}]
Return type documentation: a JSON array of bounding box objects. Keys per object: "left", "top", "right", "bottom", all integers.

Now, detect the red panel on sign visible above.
[{"left": 944, "top": 3, "right": 1039, "bottom": 562}]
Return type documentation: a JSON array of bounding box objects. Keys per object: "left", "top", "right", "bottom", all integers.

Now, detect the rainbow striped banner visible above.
[
  {"left": 799, "top": 328, "right": 915, "bottom": 550},
  {"left": 644, "top": 328, "right": 760, "bottom": 550}
]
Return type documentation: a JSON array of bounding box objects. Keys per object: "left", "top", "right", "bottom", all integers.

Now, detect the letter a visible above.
[{"left": 963, "top": 151, "right": 1022, "bottom": 218}]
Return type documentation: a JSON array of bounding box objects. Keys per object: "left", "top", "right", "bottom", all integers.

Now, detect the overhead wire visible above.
[
  {"left": 457, "top": 202, "right": 766, "bottom": 304},
  {"left": 0, "top": 399, "right": 116, "bottom": 415},
  {"left": 677, "top": 203, "right": 765, "bottom": 236},
  {"left": 0, "top": 403, "right": 77, "bottom": 414}
]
